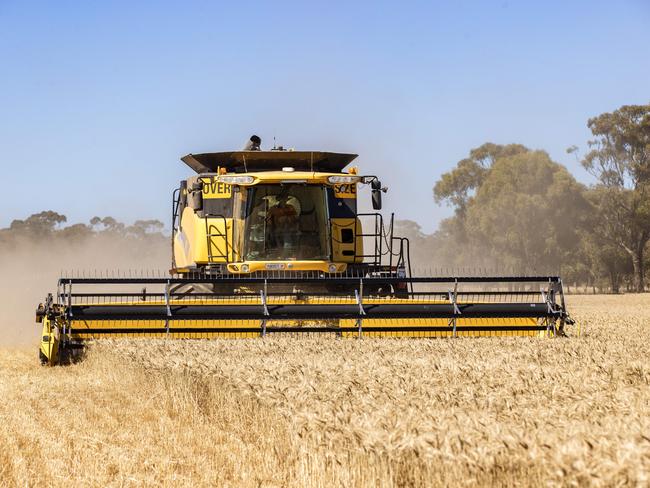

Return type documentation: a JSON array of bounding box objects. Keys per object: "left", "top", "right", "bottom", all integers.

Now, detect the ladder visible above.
[{"left": 204, "top": 214, "right": 229, "bottom": 263}]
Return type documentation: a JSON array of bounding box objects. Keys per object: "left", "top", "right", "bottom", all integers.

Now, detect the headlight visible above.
[
  {"left": 218, "top": 175, "right": 255, "bottom": 185},
  {"left": 328, "top": 264, "right": 338, "bottom": 273},
  {"left": 241, "top": 264, "right": 250, "bottom": 273},
  {"left": 327, "top": 175, "right": 360, "bottom": 184}
]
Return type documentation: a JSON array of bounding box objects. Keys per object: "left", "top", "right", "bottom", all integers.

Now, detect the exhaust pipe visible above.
[{"left": 243, "top": 135, "right": 261, "bottom": 151}]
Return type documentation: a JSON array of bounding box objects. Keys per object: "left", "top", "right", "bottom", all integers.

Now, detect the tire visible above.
[{"left": 38, "top": 349, "right": 48, "bottom": 366}]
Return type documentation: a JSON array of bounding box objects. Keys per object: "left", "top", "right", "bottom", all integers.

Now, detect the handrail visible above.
[
  {"left": 355, "top": 213, "right": 384, "bottom": 267},
  {"left": 204, "top": 213, "right": 230, "bottom": 264},
  {"left": 171, "top": 188, "right": 181, "bottom": 269}
]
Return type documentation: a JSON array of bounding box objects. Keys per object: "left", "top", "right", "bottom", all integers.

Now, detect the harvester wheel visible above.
[
  {"left": 57, "top": 345, "right": 84, "bottom": 365},
  {"left": 58, "top": 346, "right": 70, "bottom": 365}
]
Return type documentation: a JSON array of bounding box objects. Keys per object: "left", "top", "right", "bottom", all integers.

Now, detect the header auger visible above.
[{"left": 36, "top": 135, "right": 575, "bottom": 365}]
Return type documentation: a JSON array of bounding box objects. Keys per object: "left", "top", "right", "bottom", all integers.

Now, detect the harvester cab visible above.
[
  {"left": 36, "top": 136, "right": 575, "bottom": 365},
  {"left": 172, "top": 138, "right": 391, "bottom": 279}
]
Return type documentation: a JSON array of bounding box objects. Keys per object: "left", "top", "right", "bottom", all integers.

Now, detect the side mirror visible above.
[
  {"left": 179, "top": 181, "right": 188, "bottom": 208},
  {"left": 371, "top": 180, "right": 382, "bottom": 210},
  {"left": 189, "top": 191, "right": 203, "bottom": 211},
  {"left": 188, "top": 181, "right": 204, "bottom": 211}
]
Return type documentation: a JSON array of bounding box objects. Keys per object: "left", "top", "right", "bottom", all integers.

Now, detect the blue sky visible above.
[{"left": 1, "top": 0, "right": 649, "bottom": 232}]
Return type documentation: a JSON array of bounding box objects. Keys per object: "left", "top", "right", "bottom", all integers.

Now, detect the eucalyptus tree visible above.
[{"left": 581, "top": 104, "right": 650, "bottom": 292}]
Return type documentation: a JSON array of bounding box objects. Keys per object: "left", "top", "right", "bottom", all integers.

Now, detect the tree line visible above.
[
  {"left": 0, "top": 211, "right": 167, "bottom": 249},
  {"left": 397, "top": 103, "right": 650, "bottom": 293}
]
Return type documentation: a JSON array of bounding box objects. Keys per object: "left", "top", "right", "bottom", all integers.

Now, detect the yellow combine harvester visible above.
[{"left": 36, "top": 136, "right": 574, "bottom": 364}]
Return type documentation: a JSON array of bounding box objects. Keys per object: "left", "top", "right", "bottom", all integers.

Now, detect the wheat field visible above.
[{"left": 1, "top": 294, "right": 649, "bottom": 487}]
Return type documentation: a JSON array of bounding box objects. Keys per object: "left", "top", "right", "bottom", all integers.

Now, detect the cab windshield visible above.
[{"left": 243, "top": 185, "right": 329, "bottom": 261}]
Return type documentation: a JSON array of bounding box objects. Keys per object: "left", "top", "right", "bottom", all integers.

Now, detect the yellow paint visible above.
[
  {"left": 333, "top": 183, "right": 356, "bottom": 199},
  {"left": 175, "top": 168, "right": 369, "bottom": 270},
  {"left": 39, "top": 316, "right": 59, "bottom": 365},
  {"left": 226, "top": 260, "right": 347, "bottom": 274},
  {"left": 174, "top": 207, "right": 233, "bottom": 266},
  {"left": 331, "top": 218, "right": 363, "bottom": 263},
  {"left": 339, "top": 317, "right": 540, "bottom": 338},
  {"left": 62, "top": 296, "right": 552, "bottom": 340},
  {"left": 66, "top": 316, "right": 544, "bottom": 340},
  {"left": 200, "top": 176, "right": 232, "bottom": 199}
]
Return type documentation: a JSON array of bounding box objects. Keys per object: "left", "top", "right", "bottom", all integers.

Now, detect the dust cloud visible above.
[{"left": 0, "top": 236, "right": 168, "bottom": 347}]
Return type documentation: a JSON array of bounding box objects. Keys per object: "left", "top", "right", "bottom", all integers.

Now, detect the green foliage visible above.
[
  {"left": 581, "top": 103, "right": 650, "bottom": 291},
  {"left": 464, "top": 150, "right": 589, "bottom": 272},
  {"left": 0, "top": 212, "right": 167, "bottom": 252},
  {"left": 577, "top": 218, "right": 631, "bottom": 293},
  {"left": 419, "top": 104, "right": 650, "bottom": 290},
  {"left": 90, "top": 216, "right": 126, "bottom": 233},
  {"left": 129, "top": 220, "right": 165, "bottom": 238},
  {"left": 426, "top": 145, "right": 589, "bottom": 276},
  {"left": 583, "top": 104, "right": 650, "bottom": 188},
  {"left": 89, "top": 217, "right": 165, "bottom": 238},
  {"left": 433, "top": 143, "right": 529, "bottom": 215},
  {"left": 8, "top": 211, "right": 67, "bottom": 235}
]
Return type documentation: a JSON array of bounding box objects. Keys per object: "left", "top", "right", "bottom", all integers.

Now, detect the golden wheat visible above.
[{"left": 1, "top": 294, "right": 649, "bottom": 487}]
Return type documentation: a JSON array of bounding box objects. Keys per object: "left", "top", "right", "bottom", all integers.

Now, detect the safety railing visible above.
[
  {"left": 171, "top": 188, "right": 181, "bottom": 269},
  {"left": 204, "top": 214, "right": 230, "bottom": 264},
  {"left": 354, "top": 213, "right": 384, "bottom": 267}
]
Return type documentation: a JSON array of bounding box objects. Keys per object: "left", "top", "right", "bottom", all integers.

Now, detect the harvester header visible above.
[{"left": 35, "top": 135, "right": 575, "bottom": 365}]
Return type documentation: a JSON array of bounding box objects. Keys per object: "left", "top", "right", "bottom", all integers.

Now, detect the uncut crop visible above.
[{"left": 1, "top": 294, "right": 649, "bottom": 487}]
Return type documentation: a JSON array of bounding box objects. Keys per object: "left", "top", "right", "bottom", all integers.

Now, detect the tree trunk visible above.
[
  {"left": 631, "top": 245, "right": 645, "bottom": 292},
  {"left": 609, "top": 270, "right": 620, "bottom": 294}
]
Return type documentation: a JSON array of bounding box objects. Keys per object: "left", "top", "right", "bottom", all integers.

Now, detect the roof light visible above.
[
  {"left": 218, "top": 175, "right": 254, "bottom": 185},
  {"left": 327, "top": 175, "right": 360, "bottom": 184},
  {"left": 282, "top": 167, "right": 295, "bottom": 172}
]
